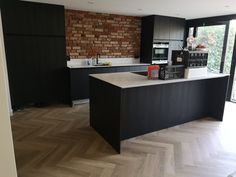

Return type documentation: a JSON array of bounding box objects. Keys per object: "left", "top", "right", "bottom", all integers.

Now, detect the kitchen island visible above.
[{"left": 89, "top": 72, "right": 229, "bottom": 153}]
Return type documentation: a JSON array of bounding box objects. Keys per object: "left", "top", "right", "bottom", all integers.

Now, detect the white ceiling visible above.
[{"left": 23, "top": 0, "right": 236, "bottom": 19}]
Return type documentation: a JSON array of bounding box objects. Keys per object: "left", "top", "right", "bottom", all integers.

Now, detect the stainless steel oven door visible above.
[{"left": 152, "top": 43, "right": 169, "bottom": 64}]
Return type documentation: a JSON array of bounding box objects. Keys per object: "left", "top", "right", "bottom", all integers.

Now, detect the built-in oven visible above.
[{"left": 152, "top": 42, "right": 169, "bottom": 64}]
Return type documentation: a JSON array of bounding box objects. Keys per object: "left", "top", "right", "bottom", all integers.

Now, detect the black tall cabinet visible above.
[
  {"left": 1, "top": 1, "right": 69, "bottom": 110},
  {"left": 140, "top": 15, "right": 186, "bottom": 64}
]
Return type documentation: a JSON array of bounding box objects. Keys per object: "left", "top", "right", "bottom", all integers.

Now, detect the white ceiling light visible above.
[{"left": 22, "top": 0, "right": 236, "bottom": 19}]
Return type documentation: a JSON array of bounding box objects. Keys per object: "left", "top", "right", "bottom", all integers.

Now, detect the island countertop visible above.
[{"left": 90, "top": 72, "right": 229, "bottom": 89}]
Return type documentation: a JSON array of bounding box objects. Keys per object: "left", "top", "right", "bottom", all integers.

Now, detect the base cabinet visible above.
[{"left": 70, "top": 65, "right": 148, "bottom": 103}]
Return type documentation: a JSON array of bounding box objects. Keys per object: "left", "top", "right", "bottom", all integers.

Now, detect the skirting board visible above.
[{"left": 72, "top": 99, "right": 89, "bottom": 106}]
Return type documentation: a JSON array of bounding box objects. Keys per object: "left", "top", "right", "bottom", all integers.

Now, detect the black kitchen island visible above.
[{"left": 89, "top": 72, "right": 229, "bottom": 153}]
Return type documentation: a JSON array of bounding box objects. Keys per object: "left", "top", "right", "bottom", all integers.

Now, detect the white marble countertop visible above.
[
  {"left": 68, "top": 63, "right": 150, "bottom": 69},
  {"left": 90, "top": 72, "right": 229, "bottom": 89}
]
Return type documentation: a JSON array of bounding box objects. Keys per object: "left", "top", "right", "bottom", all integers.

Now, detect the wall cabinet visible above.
[
  {"left": 153, "top": 16, "right": 185, "bottom": 41},
  {"left": 1, "top": 1, "right": 65, "bottom": 36},
  {"left": 70, "top": 65, "right": 148, "bottom": 103},
  {"left": 153, "top": 16, "right": 170, "bottom": 40},
  {"left": 169, "top": 18, "right": 186, "bottom": 40}
]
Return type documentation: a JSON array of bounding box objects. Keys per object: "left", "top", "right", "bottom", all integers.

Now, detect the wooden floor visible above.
[{"left": 11, "top": 102, "right": 236, "bottom": 177}]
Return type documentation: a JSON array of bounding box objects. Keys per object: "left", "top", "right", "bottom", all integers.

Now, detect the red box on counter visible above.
[{"left": 148, "top": 65, "right": 160, "bottom": 80}]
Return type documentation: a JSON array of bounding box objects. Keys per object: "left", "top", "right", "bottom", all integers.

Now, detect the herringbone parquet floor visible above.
[{"left": 11, "top": 102, "right": 236, "bottom": 177}]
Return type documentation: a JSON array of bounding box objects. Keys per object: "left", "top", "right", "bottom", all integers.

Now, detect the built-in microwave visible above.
[{"left": 152, "top": 42, "right": 169, "bottom": 64}]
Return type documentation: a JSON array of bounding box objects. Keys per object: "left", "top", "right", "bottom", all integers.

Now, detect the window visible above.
[
  {"left": 196, "top": 25, "right": 226, "bottom": 73},
  {"left": 224, "top": 20, "right": 236, "bottom": 74}
]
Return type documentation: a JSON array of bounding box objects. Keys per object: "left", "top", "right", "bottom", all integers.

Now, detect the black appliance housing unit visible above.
[
  {"left": 140, "top": 15, "right": 186, "bottom": 64},
  {"left": 1, "top": 1, "right": 69, "bottom": 110}
]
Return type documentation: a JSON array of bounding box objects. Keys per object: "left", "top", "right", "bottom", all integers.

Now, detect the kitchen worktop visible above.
[
  {"left": 90, "top": 72, "right": 229, "bottom": 89},
  {"left": 67, "top": 63, "right": 150, "bottom": 69}
]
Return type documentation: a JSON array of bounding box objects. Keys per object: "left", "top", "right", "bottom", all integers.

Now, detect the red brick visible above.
[{"left": 65, "top": 9, "right": 141, "bottom": 59}]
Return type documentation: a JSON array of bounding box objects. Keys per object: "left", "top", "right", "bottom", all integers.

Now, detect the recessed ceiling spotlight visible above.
[{"left": 88, "top": 1, "right": 95, "bottom": 4}]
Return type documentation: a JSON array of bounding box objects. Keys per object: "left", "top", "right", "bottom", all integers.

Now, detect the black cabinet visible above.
[
  {"left": 1, "top": 1, "right": 65, "bottom": 36},
  {"left": 153, "top": 16, "right": 185, "bottom": 41},
  {"left": 169, "top": 18, "right": 186, "bottom": 40},
  {"left": 140, "top": 15, "right": 186, "bottom": 64},
  {"left": 70, "top": 65, "right": 148, "bottom": 103},
  {"left": 2, "top": 1, "right": 68, "bottom": 110},
  {"left": 4, "top": 35, "right": 68, "bottom": 109},
  {"left": 37, "top": 37, "right": 68, "bottom": 103},
  {"left": 4, "top": 36, "right": 40, "bottom": 108},
  {"left": 140, "top": 16, "right": 154, "bottom": 64},
  {"left": 153, "top": 16, "right": 170, "bottom": 40}
]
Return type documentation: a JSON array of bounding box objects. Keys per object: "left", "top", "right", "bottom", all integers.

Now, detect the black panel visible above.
[
  {"left": 1, "top": 1, "right": 65, "bottom": 36},
  {"left": 140, "top": 16, "right": 154, "bottom": 63},
  {"left": 70, "top": 69, "right": 90, "bottom": 101},
  {"left": 90, "top": 77, "right": 121, "bottom": 153},
  {"left": 4, "top": 35, "right": 68, "bottom": 109},
  {"left": 2, "top": 1, "right": 68, "bottom": 110},
  {"left": 120, "top": 80, "right": 209, "bottom": 140},
  {"left": 169, "top": 18, "right": 186, "bottom": 40},
  {"left": 37, "top": 37, "right": 68, "bottom": 103},
  {"left": 154, "top": 16, "right": 170, "bottom": 40},
  {"left": 207, "top": 77, "right": 229, "bottom": 120},
  {"left": 4, "top": 36, "right": 40, "bottom": 108}
]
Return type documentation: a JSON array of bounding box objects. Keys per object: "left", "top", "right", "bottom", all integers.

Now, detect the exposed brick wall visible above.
[{"left": 65, "top": 9, "right": 141, "bottom": 59}]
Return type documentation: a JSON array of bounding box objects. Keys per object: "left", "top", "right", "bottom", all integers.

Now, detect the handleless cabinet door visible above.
[
  {"left": 153, "top": 16, "right": 170, "bottom": 40},
  {"left": 169, "top": 18, "right": 186, "bottom": 40},
  {"left": 4, "top": 36, "right": 40, "bottom": 109},
  {"left": 33, "top": 3, "right": 65, "bottom": 36},
  {"left": 37, "top": 37, "right": 67, "bottom": 102},
  {"left": 1, "top": 1, "right": 65, "bottom": 36},
  {"left": 1, "top": 2, "right": 35, "bottom": 35}
]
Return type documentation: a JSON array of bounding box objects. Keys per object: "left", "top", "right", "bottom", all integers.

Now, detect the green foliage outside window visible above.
[{"left": 196, "top": 25, "right": 225, "bottom": 73}]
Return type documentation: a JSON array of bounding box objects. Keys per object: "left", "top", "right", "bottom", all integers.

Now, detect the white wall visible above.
[
  {"left": 0, "top": 10, "right": 13, "bottom": 116},
  {"left": 0, "top": 10, "right": 18, "bottom": 177}
]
